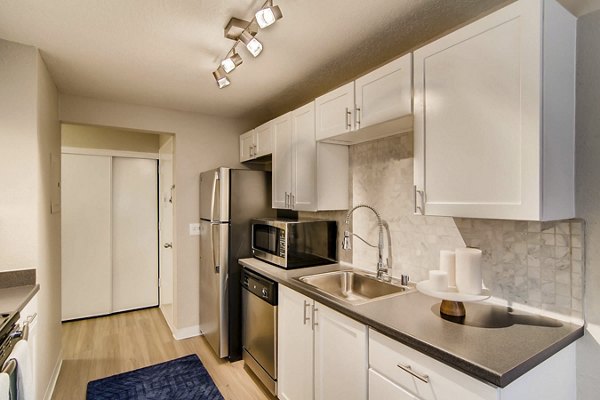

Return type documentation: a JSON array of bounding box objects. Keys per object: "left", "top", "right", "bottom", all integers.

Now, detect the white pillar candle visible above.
[
  {"left": 454, "top": 248, "right": 482, "bottom": 295},
  {"left": 439, "top": 250, "right": 456, "bottom": 287},
  {"left": 429, "top": 270, "right": 449, "bottom": 292}
]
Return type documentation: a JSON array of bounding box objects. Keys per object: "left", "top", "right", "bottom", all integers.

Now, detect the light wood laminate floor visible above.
[{"left": 52, "top": 307, "right": 275, "bottom": 400}]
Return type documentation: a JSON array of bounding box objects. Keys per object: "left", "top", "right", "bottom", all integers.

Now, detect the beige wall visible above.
[
  {"left": 36, "top": 50, "right": 62, "bottom": 399},
  {"left": 59, "top": 94, "right": 251, "bottom": 331},
  {"left": 575, "top": 8, "right": 600, "bottom": 399},
  {"left": 62, "top": 123, "right": 161, "bottom": 153},
  {"left": 0, "top": 39, "right": 62, "bottom": 399},
  {"left": 0, "top": 39, "right": 38, "bottom": 268}
]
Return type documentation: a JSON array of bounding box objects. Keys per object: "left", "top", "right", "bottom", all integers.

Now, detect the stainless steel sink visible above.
[{"left": 296, "top": 270, "right": 412, "bottom": 305}]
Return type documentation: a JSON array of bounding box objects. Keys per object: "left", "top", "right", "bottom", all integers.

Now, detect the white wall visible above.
[
  {"left": 0, "top": 38, "right": 62, "bottom": 399},
  {"left": 575, "top": 8, "right": 600, "bottom": 400},
  {"left": 59, "top": 94, "right": 251, "bottom": 331}
]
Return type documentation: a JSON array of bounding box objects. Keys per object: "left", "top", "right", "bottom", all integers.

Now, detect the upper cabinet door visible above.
[
  {"left": 355, "top": 53, "right": 412, "bottom": 130},
  {"left": 292, "top": 103, "right": 317, "bottom": 211},
  {"left": 255, "top": 122, "right": 274, "bottom": 158},
  {"left": 272, "top": 113, "right": 293, "bottom": 209},
  {"left": 315, "top": 82, "right": 355, "bottom": 141},
  {"left": 413, "top": 0, "right": 575, "bottom": 221},
  {"left": 239, "top": 130, "right": 255, "bottom": 162}
]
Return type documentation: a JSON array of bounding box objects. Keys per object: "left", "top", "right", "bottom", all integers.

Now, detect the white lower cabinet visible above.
[
  {"left": 369, "top": 369, "right": 418, "bottom": 400},
  {"left": 278, "top": 285, "right": 368, "bottom": 400},
  {"left": 368, "top": 328, "right": 576, "bottom": 400}
]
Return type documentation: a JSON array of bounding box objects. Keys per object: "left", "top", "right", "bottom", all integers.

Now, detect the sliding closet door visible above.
[
  {"left": 62, "top": 154, "right": 112, "bottom": 320},
  {"left": 112, "top": 157, "right": 159, "bottom": 312}
]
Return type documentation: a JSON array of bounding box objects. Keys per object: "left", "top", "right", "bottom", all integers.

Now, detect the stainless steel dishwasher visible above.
[{"left": 241, "top": 268, "right": 278, "bottom": 396}]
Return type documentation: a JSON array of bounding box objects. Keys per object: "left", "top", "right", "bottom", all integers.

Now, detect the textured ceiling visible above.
[{"left": 0, "top": 0, "right": 596, "bottom": 124}]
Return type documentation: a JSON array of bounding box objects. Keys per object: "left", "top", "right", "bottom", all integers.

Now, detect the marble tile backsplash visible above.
[{"left": 301, "top": 133, "right": 584, "bottom": 319}]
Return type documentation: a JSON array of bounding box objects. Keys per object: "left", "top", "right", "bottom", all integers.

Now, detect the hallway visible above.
[{"left": 52, "top": 308, "right": 275, "bottom": 400}]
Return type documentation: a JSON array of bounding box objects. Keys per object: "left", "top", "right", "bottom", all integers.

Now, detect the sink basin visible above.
[{"left": 296, "top": 270, "right": 412, "bottom": 305}]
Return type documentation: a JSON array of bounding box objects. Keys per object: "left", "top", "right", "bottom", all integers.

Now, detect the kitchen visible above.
[{"left": 1, "top": 0, "right": 599, "bottom": 399}]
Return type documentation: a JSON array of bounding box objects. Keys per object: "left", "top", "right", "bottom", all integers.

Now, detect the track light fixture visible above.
[
  {"left": 212, "top": 0, "right": 283, "bottom": 88},
  {"left": 256, "top": 1, "right": 283, "bottom": 29},
  {"left": 239, "top": 30, "right": 263, "bottom": 57},
  {"left": 212, "top": 66, "right": 230, "bottom": 89},
  {"left": 221, "top": 50, "right": 243, "bottom": 73}
]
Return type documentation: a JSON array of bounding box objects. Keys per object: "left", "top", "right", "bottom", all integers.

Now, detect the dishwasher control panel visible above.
[{"left": 241, "top": 268, "right": 278, "bottom": 305}]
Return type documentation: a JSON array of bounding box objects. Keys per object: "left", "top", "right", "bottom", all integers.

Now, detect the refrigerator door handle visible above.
[
  {"left": 210, "top": 170, "right": 219, "bottom": 222},
  {"left": 211, "top": 223, "right": 219, "bottom": 273}
]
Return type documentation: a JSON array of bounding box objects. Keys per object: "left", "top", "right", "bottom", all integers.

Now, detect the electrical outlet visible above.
[{"left": 189, "top": 223, "right": 201, "bottom": 236}]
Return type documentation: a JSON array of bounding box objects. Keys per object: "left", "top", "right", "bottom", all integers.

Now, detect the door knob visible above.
[{"left": 163, "top": 242, "right": 173, "bottom": 248}]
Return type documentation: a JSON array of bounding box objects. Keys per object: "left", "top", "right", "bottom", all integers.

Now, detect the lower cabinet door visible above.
[
  {"left": 314, "top": 302, "right": 368, "bottom": 400},
  {"left": 278, "top": 286, "right": 314, "bottom": 400},
  {"left": 369, "top": 369, "right": 419, "bottom": 400}
]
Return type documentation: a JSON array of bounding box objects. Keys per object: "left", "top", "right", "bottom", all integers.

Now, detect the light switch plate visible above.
[{"left": 189, "top": 223, "right": 201, "bottom": 236}]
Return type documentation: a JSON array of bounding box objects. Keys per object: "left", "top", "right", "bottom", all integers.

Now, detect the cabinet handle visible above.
[
  {"left": 249, "top": 145, "right": 254, "bottom": 157},
  {"left": 253, "top": 144, "right": 258, "bottom": 156},
  {"left": 312, "top": 305, "right": 318, "bottom": 330},
  {"left": 285, "top": 192, "right": 289, "bottom": 208},
  {"left": 414, "top": 186, "right": 425, "bottom": 215},
  {"left": 303, "top": 301, "right": 311, "bottom": 325},
  {"left": 291, "top": 193, "right": 295, "bottom": 208},
  {"left": 355, "top": 107, "right": 361, "bottom": 128},
  {"left": 345, "top": 108, "right": 352, "bottom": 130},
  {"left": 397, "top": 363, "right": 430, "bottom": 383}
]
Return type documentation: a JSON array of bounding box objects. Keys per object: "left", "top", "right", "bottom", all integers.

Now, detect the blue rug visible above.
[{"left": 86, "top": 354, "right": 224, "bottom": 400}]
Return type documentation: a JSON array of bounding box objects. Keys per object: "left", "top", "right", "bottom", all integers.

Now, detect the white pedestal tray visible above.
[{"left": 416, "top": 280, "right": 490, "bottom": 317}]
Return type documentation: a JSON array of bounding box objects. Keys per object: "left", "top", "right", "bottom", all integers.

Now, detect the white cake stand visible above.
[{"left": 416, "top": 280, "right": 491, "bottom": 317}]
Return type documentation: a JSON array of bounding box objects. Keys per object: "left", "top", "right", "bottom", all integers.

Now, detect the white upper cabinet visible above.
[
  {"left": 239, "top": 130, "right": 255, "bottom": 162},
  {"left": 239, "top": 121, "right": 274, "bottom": 163},
  {"left": 316, "top": 54, "right": 413, "bottom": 145},
  {"left": 315, "top": 82, "right": 355, "bottom": 141},
  {"left": 273, "top": 102, "right": 348, "bottom": 211},
  {"left": 413, "top": 0, "right": 576, "bottom": 221}
]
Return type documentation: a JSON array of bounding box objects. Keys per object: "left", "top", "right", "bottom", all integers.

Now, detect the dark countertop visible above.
[
  {"left": 239, "top": 258, "right": 584, "bottom": 388},
  {"left": 0, "top": 284, "right": 39, "bottom": 315}
]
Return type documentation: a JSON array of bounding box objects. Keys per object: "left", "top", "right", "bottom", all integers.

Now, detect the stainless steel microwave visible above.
[{"left": 251, "top": 218, "right": 337, "bottom": 269}]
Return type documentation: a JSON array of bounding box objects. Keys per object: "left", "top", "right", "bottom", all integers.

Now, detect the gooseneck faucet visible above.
[{"left": 342, "top": 204, "right": 391, "bottom": 282}]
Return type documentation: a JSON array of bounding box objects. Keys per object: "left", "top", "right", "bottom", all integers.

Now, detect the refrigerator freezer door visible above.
[
  {"left": 200, "top": 167, "right": 230, "bottom": 222},
  {"left": 199, "top": 220, "right": 230, "bottom": 358}
]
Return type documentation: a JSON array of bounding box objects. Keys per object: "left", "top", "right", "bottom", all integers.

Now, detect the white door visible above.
[
  {"left": 355, "top": 53, "right": 412, "bottom": 129},
  {"left": 272, "top": 113, "right": 293, "bottom": 209},
  {"left": 112, "top": 157, "right": 159, "bottom": 312},
  {"left": 278, "top": 286, "right": 314, "bottom": 400},
  {"left": 61, "top": 154, "right": 112, "bottom": 320},
  {"left": 315, "top": 82, "right": 355, "bottom": 141},
  {"left": 159, "top": 137, "right": 174, "bottom": 320},
  {"left": 255, "top": 122, "right": 273, "bottom": 157},
  {"left": 292, "top": 102, "right": 317, "bottom": 211},
  {"left": 240, "top": 130, "right": 255, "bottom": 162},
  {"left": 314, "top": 302, "right": 368, "bottom": 400}
]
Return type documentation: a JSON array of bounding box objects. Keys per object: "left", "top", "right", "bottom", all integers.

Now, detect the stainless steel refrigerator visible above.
[{"left": 199, "top": 167, "right": 275, "bottom": 360}]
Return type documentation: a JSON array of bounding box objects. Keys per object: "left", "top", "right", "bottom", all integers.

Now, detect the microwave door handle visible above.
[{"left": 210, "top": 170, "right": 219, "bottom": 222}]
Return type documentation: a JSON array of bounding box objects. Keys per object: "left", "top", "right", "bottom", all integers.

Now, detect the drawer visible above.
[
  {"left": 369, "top": 369, "right": 418, "bottom": 400},
  {"left": 369, "top": 329, "right": 498, "bottom": 400}
]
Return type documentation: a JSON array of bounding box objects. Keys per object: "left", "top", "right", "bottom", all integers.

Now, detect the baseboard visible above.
[
  {"left": 173, "top": 324, "right": 201, "bottom": 340},
  {"left": 43, "top": 349, "right": 63, "bottom": 400}
]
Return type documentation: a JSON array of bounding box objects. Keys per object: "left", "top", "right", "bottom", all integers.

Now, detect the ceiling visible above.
[{"left": 0, "top": 0, "right": 597, "bottom": 124}]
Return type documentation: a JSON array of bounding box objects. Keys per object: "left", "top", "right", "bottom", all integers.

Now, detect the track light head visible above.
[
  {"left": 212, "top": 66, "right": 230, "bottom": 89},
  {"left": 240, "top": 30, "right": 263, "bottom": 57},
  {"left": 221, "top": 51, "right": 243, "bottom": 73},
  {"left": 255, "top": 3, "right": 283, "bottom": 29}
]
